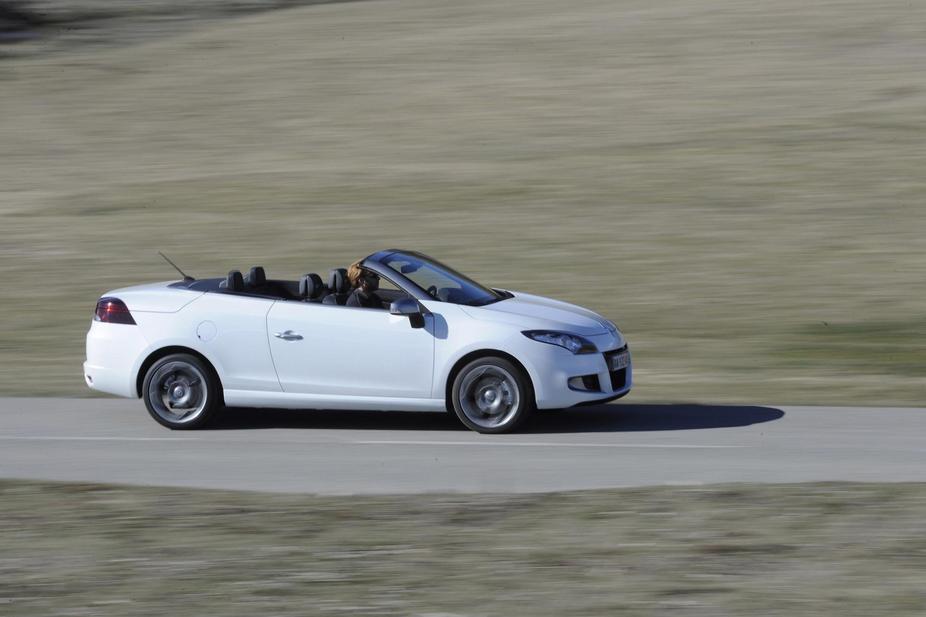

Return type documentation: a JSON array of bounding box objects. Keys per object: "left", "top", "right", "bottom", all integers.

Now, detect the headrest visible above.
[
  {"left": 299, "top": 273, "right": 324, "bottom": 299},
  {"left": 328, "top": 268, "right": 350, "bottom": 294},
  {"left": 246, "top": 266, "right": 266, "bottom": 287},
  {"left": 222, "top": 270, "right": 244, "bottom": 291}
]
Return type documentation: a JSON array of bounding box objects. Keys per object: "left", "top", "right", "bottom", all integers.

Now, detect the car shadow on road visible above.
[
  {"left": 210, "top": 403, "right": 784, "bottom": 433},
  {"left": 526, "top": 404, "right": 784, "bottom": 433}
]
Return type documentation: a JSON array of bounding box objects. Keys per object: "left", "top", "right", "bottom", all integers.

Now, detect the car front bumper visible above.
[{"left": 524, "top": 339, "right": 633, "bottom": 409}]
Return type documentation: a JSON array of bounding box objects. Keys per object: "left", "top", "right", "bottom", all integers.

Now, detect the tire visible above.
[
  {"left": 451, "top": 356, "right": 534, "bottom": 433},
  {"left": 142, "top": 353, "right": 219, "bottom": 429}
]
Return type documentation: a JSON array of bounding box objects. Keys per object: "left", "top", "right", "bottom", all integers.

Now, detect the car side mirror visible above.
[{"left": 390, "top": 298, "right": 426, "bottom": 329}]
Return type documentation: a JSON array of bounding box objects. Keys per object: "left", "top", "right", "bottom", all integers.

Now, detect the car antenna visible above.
[{"left": 158, "top": 251, "right": 195, "bottom": 282}]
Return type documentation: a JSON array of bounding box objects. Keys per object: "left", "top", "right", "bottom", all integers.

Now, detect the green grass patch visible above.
[
  {"left": 775, "top": 319, "right": 926, "bottom": 378},
  {"left": 2, "top": 0, "right": 925, "bottom": 404},
  {"left": 2, "top": 480, "right": 925, "bottom": 615}
]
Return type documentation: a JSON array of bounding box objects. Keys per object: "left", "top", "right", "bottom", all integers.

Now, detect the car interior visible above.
[
  {"left": 196, "top": 264, "right": 408, "bottom": 309},
  {"left": 321, "top": 268, "right": 351, "bottom": 305}
]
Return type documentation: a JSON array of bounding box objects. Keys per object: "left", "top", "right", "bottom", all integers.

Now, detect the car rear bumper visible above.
[{"left": 84, "top": 321, "right": 149, "bottom": 398}]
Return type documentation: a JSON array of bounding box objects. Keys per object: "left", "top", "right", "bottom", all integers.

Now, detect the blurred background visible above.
[
  {"left": 1, "top": 0, "right": 923, "bottom": 403},
  {"left": 3, "top": 4, "right": 926, "bottom": 616}
]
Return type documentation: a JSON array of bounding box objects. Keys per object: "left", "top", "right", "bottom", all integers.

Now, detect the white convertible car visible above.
[{"left": 84, "top": 250, "right": 631, "bottom": 433}]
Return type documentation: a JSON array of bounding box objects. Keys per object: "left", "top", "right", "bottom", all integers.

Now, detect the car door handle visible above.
[{"left": 274, "top": 330, "right": 303, "bottom": 341}]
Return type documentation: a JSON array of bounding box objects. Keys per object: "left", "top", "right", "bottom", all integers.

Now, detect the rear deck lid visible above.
[{"left": 101, "top": 281, "right": 204, "bottom": 313}]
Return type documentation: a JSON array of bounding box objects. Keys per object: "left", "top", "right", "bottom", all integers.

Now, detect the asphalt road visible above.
[{"left": 0, "top": 398, "right": 924, "bottom": 494}]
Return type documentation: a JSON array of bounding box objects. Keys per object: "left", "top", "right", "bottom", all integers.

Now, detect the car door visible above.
[{"left": 266, "top": 301, "right": 435, "bottom": 398}]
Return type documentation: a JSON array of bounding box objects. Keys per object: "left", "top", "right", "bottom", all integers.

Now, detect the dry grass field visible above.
[
  {"left": 2, "top": 480, "right": 926, "bottom": 616},
  {"left": 1, "top": 0, "right": 924, "bottom": 403}
]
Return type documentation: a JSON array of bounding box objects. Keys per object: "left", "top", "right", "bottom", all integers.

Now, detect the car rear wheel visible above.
[
  {"left": 451, "top": 357, "right": 534, "bottom": 433},
  {"left": 142, "top": 354, "right": 219, "bottom": 429}
]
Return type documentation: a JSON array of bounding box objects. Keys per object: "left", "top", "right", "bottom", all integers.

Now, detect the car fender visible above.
[
  {"left": 130, "top": 337, "right": 229, "bottom": 398},
  {"left": 425, "top": 303, "right": 546, "bottom": 401},
  {"left": 129, "top": 309, "right": 230, "bottom": 396}
]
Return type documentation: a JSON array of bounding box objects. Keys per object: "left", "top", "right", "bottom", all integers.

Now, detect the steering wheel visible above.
[{"left": 426, "top": 285, "right": 439, "bottom": 299}]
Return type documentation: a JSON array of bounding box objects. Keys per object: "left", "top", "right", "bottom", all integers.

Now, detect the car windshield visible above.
[{"left": 382, "top": 252, "right": 505, "bottom": 306}]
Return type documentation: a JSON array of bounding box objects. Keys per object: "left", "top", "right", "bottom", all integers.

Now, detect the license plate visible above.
[{"left": 609, "top": 350, "right": 630, "bottom": 371}]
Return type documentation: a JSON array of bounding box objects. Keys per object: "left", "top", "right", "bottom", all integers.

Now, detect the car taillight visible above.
[{"left": 94, "top": 297, "right": 136, "bottom": 325}]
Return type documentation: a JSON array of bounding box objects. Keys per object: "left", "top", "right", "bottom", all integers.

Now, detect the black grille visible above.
[
  {"left": 603, "top": 345, "right": 628, "bottom": 361},
  {"left": 603, "top": 345, "right": 629, "bottom": 374},
  {"left": 602, "top": 345, "right": 629, "bottom": 391},
  {"left": 609, "top": 368, "right": 627, "bottom": 391}
]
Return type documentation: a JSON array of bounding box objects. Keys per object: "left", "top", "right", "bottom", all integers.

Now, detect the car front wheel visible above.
[
  {"left": 451, "top": 357, "right": 534, "bottom": 433},
  {"left": 142, "top": 353, "right": 219, "bottom": 429}
]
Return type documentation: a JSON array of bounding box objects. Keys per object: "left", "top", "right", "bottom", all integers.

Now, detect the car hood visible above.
[{"left": 462, "top": 291, "right": 612, "bottom": 336}]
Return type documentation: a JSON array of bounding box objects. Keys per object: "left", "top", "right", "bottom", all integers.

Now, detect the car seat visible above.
[
  {"left": 299, "top": 273, "right": 326, "bottom": 302},
  {"left": 322, "top": 268, "right": 351, "bottom": 305},
  {"left": 218, "top": 270, "right": 244, "bottom": 291},
  {"left": 244, "top": 266, "right": 266, "bottom": 289}
]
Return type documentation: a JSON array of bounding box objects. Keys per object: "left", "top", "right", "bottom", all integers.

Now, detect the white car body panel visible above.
[
  {"left": 104, "top": 281, "right": 204, "bottom": 312},
  {"left": 180, "top": 293, "right": 281, "bottom": 392},
  {"left": 470, "top": 291, "right": 613, "bottom": 336},
  {"left": 267, "top": 301, "right": 434, "bottom": 397},
  {"left": 427, "top": 299, "right": 628, "bottom": 409},
  {"left": 84, "top": 320, "right": 150, "bottom": 398},
  {"left": 222, "top": 390, "right": 445, "bottom": 412},
  {"left": 85, "top": 252, "right": 632, "bottom": 417}
]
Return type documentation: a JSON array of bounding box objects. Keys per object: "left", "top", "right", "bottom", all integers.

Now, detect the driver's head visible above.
[
  {"left": 348, "top": 261, "right": 380, "bottom": 292},
  {"left": 362, "top": 271, "right": 380, "bottom": 292}
]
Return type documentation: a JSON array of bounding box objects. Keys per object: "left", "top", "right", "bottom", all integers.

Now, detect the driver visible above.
[{"left": 346, "top": 261, "right": 385, "bottom": 309}]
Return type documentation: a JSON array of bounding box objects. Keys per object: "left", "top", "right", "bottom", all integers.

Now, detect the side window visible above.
[
  {"left": 371, "top": 271, "right": 410, "bottom": 306},
  {"left": 376, "top": 275, "right": 401, "bottom": 293}
]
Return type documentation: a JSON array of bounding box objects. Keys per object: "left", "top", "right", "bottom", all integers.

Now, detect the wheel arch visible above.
[
  {"left": 136, "top": 346, "right": 224, "bottom": 403},
  {"left": 443, "top": 349, "right": 536, "bottom": 412}
]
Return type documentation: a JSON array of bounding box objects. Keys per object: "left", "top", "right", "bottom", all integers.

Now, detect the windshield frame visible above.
[{"left": 365, "top": 250, "right": 506, "bottom": 307}]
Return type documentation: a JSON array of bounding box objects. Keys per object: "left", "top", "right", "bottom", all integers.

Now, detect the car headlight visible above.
[{"left": 522, "top": 330, "right": 598, "bottom": 354}]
